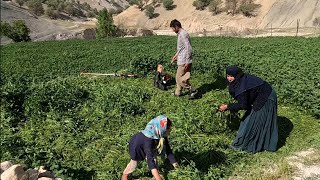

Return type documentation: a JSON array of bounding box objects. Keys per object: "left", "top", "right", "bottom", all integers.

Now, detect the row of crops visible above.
[{"left": 1, "top": 36, "right": 319, "bottom": 179}]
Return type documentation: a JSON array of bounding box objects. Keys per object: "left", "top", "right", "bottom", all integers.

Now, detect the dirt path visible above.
[{"left": 286, "top": 148, "right": 320, "bottom": 180}]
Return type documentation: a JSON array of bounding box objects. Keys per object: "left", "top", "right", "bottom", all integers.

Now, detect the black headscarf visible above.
[{"left": 226, "top": 66, "right": 264, "bottom": 98}]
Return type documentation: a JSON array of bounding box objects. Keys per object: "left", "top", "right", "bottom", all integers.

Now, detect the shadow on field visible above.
[
  {"left": 193, "top": 75, "right": 227, "bottom": 99},
  {"left": 174, "top": 150, "right": 228, "bottom": 173},
  {"left": 130, "top": 150, "right": 229, "bottom": 179},
  {"left": 63, "top": 167, "right": 96, "bottom": 180},
  {"left": 277, "top": 116, "right": 294, "bottom": 150},
  {"left": 226, "top": 112, "right": 242, "bottom": 131}
]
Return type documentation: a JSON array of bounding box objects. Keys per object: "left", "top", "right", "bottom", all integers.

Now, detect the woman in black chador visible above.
[{"left": 219, "top": 65, "right": 278, "bottom": 153}]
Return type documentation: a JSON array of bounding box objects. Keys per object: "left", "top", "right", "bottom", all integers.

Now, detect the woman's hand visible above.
[{"left": 218, "top": 104, "right": 228, "bottom": 112}]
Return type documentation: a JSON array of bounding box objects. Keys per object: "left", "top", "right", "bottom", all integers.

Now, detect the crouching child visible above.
[
  {"left": 122, "top": 115, "right": 178, "bottom": 180},
  {"left": 154, "top": 64, "right": 173, "bottom": 91}
]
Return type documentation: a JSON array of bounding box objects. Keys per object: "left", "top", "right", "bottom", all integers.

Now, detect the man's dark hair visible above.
[{"left": 170, "top": 19, "right": 182, "bottom": 28}]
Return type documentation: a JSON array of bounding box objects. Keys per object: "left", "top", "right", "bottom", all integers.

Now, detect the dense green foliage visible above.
[
  {"left": 0, "top": 20, "right": 31, "bottom": 42},
  {"left": 96, "top": 8, "right": 116, "bottom": 38},
  {"left": 1, "top": 36, "right": 319, "bottom": 179}
]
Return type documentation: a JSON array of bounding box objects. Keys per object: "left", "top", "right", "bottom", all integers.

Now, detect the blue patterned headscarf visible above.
[{"left": 141, "top": 115, "right": 169, "bottom": 154}]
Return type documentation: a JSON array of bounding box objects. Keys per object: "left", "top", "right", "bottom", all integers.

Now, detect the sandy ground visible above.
[
  {"left": 287, "top": 148, "right": 320, "bottom": 180},
  {"left": 260, "top": 0, "right": 320, "bottom": 28}
]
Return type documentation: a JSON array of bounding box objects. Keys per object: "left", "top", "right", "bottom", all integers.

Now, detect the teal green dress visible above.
[{"left": 231, "top": 89, "right": 278, "bottom": 153}]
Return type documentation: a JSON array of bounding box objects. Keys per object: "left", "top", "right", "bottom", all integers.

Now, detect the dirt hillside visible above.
[
  {"left": 78, "top": 0, "right": 129, "bottom": 11},
  {"left": 114, "top": 0, "right": 320, "bottom": 33},
  {"left": 0, "top": 1, "right": 97, "bottom": 44}
]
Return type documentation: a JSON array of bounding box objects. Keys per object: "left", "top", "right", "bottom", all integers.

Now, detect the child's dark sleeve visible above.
[
  {"left": 164, "top": 137, "right": 177, "bottom": 164},
  {"left": 154, "top": 72, "right": 167, "bottom": 90},
  {"left": 143, "top": 138, "right": 158, "bottom": 170}
]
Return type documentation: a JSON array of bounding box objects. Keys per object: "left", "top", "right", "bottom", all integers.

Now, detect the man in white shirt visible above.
[{"left": 170, "top": 19, "right": 197, "bottom": 99}]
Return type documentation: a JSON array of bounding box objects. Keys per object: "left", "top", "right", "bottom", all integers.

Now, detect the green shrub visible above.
[
  {"left": 239, "top": 2, "right": 261, "bottom": 17},
  {"left": 193, "top": 0, "right": 211, "bottom": 10},
  {"left": 64, "top": 4, "right": 76, "bottom": 15},
  {"left": 209, "top": 0, "right": 222, "bottom": 15},
  {"left": 46, "top": 7, "right": 59, "bottom": 19},
  {"left": 145, "top": 5, "right": 155, "bottom": 19},
  {"left": 163, "top": 0, "right": 174, "bottom": 10},
  {"left": 96, "top": 8, "right": 116, "bottom": 38},
  {"left": 0, "top": 20, "right": 31, "bottom": 42}
]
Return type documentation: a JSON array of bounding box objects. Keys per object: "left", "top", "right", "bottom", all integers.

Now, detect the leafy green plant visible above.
[
  {"left": 0, "top": 20, "right": 31, "bottom": 42},
  {"left": 96, "top": 8, "right": 116, "bottom": 38}
]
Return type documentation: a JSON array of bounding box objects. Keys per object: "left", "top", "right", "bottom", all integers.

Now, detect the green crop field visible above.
[{"left": 1, "top": 36, "right": 320, "bottom": 179}]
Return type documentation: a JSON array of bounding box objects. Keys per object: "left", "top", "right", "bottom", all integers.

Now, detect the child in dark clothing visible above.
[
  {"left": 154, "top": 64, "right": 172, "bottom": 90},
  {"left": 122, "top": 115, "right": 178, "bottom": 180}
]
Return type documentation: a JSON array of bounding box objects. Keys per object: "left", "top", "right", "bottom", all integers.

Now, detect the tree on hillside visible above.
[
  {"left": 225, "top": 0, "right": 237, "bottom": 15},
  {"left": 64, "top": 3, "right": 76, "bottom": 15},
  {"left": 27, "top": 0, "right": 44, "bottom": 16},
  {"left": 129, "top": 0, "right": 144, "bottom": 10},
  {"left": 163, "top": 0, "right": 174, "bottom": 10},
  {"left": 82, "top": 2, "right": 91, "bottom": 11},
  {"left": 93, "top": 8, "right": 99, "bottom": 15},
  {"left": 16, "top": 0, "right": 25, "bottom": 7},
  {"left": 0, "top": 20, "right": 31, "bottom": 42},
  {"left": 96, "top": 8, "right": 116, "bottom": 38},
  {"left": 239, "top": 0, "right": 261, "bottom": 17},
  {"left": 46, "top": 6, "right": 59, "bottom": 19},
  {"left": 209, "top": 0, "right": 222, "bottom": 15},
  {"left": 145, "top": 5, "right": 155, "bottom": 18},
  {"left": 46, "top": 0, "right": 65, "bottom": 11},
  {"left": 193, "top": 0, "right": 211, "bottom": 10}
]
